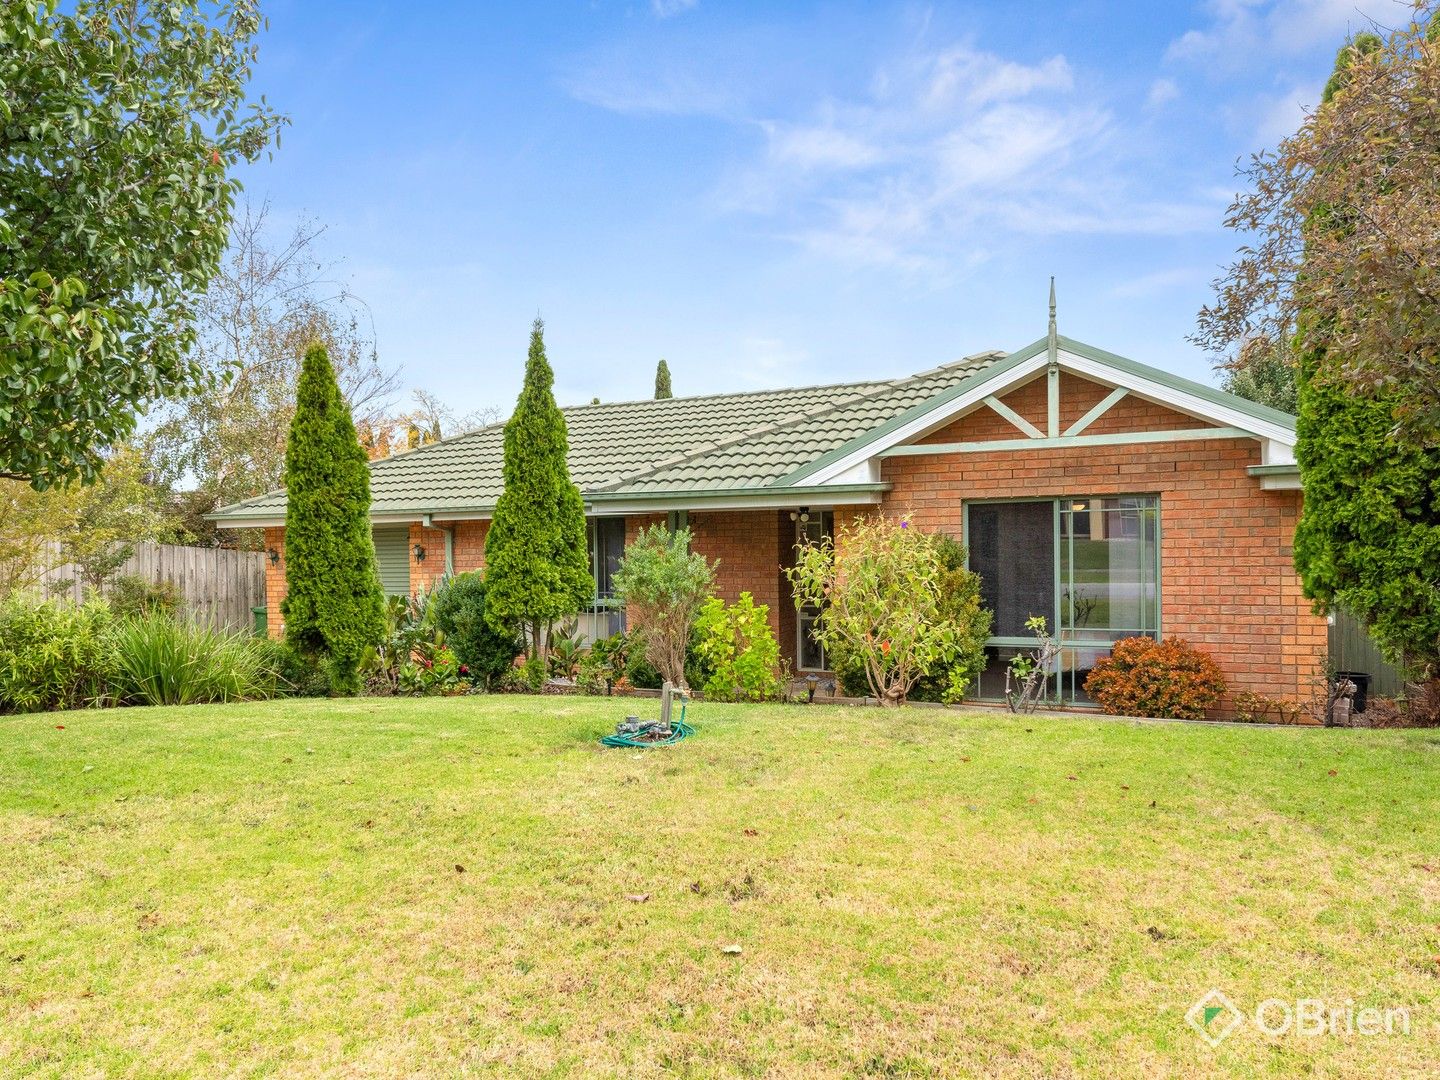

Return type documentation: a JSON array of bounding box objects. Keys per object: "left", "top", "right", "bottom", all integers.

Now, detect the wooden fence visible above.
[
  {"left": 1329, "top": 607, "right": 1406, "bottom": 702},
  {"left": 35, "top": 542, "right": 267, "bottom": 632}
]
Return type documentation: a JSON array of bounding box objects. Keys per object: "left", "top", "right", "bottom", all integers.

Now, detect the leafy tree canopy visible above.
[
  {"left": 0, "top": 0, "right": 286, "bottom": 489},
  {"left": 654, "top": 359, "right": 673, "bottom": 400},
  {"left": 1196, "top": 9, "right": 1440, "bottom": 437}
]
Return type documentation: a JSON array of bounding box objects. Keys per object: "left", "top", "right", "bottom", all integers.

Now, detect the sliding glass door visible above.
[{"left": 967, "top": 496, "right": 1161, "bottom": 703}]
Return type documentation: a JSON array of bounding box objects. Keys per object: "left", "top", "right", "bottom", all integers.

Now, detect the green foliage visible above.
[
  {"left": 577, "top": 631, "right": 628, "bottom": 694},
  {"left": 483, "top": 319, "right": 593, "bottom": 652},
  {"left": 398, "top": 644, "right": 467, "bottom": 696},
  {"left": 106, "top": 613, "right": 281, "bottom": 706},
  {"left": 0, "top": 595, "right": 113, "bottom": 712},
  {"left": 255, "top": 638, "right": 331, "bottom": 698},
  {"left": 1290, "top": 31, "right": 1440, "bottom": 678},
  {"left": 364, "top": 593, "right": 440, "bottom": 695},
  {"left": 281, "top": 344, "right": 387, "bottom": 694},
  {"left": 692, "top": 593, "right": 782, "bottom": 702},
  {"left": 0, "top": 1, "right": 286, "bottom": 488},
  {"left": 107, "top": 575, "right": 183, "bottom": 621},
  {"left": 428, "top": 573, "right": 522, "bottom": 689},
  {"left": 1321, "top": 32, "right": 1383, "bottom": 103},
  {"left": 546, "top": 619, "right": 585, "bottom": 679},
  {"left": 1221, "top": 339, "right": 1298, "bottom": 415},
  {"left": 612, "top": 525, "right": 715, "bottom": 688},
  {"left": 1293, "top": 354, "right": 1440, "bottom": 674},
  {"left": 910, "top": 533, "right": 991, "bottom": 704},
  {"left": 1084, "top": 636, "right": 1226, "bottom": 721},
  {"left": 654, "top": 359, "right": 673, "bottom": 399},
  {"left": 788, "top": 516, "right": 981, "bottom": 707}
]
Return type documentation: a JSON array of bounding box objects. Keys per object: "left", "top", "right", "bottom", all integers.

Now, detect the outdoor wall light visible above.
[
  {"left": 789, "top": 506, "right": 811, "bottom": 524},
  {"left": 267, "top": 547, "right": 280, "bottom": 567},
  {"left": 412, "top": 543, "right": 426, "bottom": 563}
]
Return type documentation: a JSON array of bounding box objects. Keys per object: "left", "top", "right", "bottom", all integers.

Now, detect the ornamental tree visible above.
[
  {"left": 612, "top": 525, "right": 714, "bottom": 688},
  {"left": 787, "top": 514, "right": 971, "bottom": 707},
  {"left": 654, "top": 359, "right": 673, "bottom": 399},
  {"left": 1196, "top": 12, "right": 1440, "bottom": 436},
  {"left": 483, "top": 319, "right": 593, "bottom": 656},
  {"left": 0, "top": 0, "right": 286, "bottom": 489},
  {"left": 1288, "top": 33, "right": 1440, "bottom": 679},
  {"left": 281, "top": 344, "right": 386, "bottom": 694}
]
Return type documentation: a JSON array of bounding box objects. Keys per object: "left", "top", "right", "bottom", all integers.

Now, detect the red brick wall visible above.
[
  {"left": 872, "top": 375, "right": 1327, "bottom": 716},
  {"left": 262, "top": 527, "right": 286, "bottom": 638},
  {"left": 688, "top": 510, "right": 786, "bottom": 644},
  {"left": 409, "top": 520, "right": 488, "bottom": 593},
  {"left": 260, "top": 519, "right": 492, "bottom": 635}
]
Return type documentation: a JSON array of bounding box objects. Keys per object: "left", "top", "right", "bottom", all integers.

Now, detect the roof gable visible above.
[{"left": 780, "top": 335, "right": 1297, "bottom": 488}]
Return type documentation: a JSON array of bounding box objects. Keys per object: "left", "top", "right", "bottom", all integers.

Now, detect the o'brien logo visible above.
[
  {"left": 1186, "top": 989, "right": 1411, "bottom": 1047},
  {"left": 1186, "top": 989, "right": 1244, "bottom": 1047}
]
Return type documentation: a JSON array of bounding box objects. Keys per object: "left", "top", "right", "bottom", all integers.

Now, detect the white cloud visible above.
[
  {"left": 651, "top": 0, "right": 697, "bottom": 18},
  {"left": 573, "top": 35, "right": 1218, "bottom": 274},
  {"left": 1146, "top": 77, "right": 1180, "bottom": 110},
  {"left": 1251, "top": 82, "right": 1322, "bottom": 143},
  {"left": 1166, "top": 0, "right": 1385, "bottom": 68}
]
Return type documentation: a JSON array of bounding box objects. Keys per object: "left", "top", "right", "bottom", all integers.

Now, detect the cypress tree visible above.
[
  {"left": 484, "top": 319, "right": 593, "bottom": 656},
  {"left": 281, "top": 343, "right": 386, "bottom": 693},
  {"left": 1294, "top": 33, "right": 1440, "bottom": 677},
  {"left": 654, "top": 359, "right": 673, "bottom": 399}
]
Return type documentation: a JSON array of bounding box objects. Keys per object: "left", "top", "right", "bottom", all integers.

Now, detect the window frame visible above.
[{"left": 963, "top": 495, "right": 1163, "bottom": 701}]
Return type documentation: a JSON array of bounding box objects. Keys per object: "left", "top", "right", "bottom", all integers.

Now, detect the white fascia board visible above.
[
  {"left": 1059, "top": 351, "right": 1296, "bottom": 447},
  {"left": 806, "top": 353, "right": 1051, "bottom": 485}
]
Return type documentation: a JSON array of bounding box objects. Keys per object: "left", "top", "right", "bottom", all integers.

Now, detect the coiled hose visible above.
[{"left": 599, "top": 703, "right": 693, "bottom": 748}]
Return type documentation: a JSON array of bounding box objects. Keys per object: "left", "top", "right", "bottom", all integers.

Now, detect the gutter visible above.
[{"left": 207, "top": 483, "right": 892, "bottom": 529}]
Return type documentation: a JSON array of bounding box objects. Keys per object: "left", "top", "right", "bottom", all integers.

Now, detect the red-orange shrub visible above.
[{"left": 1084, "top": 636, "right": 1226, "bottom": 720}]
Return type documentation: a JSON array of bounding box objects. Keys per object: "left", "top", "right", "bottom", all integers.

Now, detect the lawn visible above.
[{"left": 2, "top": 697, "right": 1438, "bottom": 1078}]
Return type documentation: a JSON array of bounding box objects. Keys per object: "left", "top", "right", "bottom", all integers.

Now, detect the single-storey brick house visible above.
[{"left": 211, "top": 323, "right": 1325, "bottom": 711}]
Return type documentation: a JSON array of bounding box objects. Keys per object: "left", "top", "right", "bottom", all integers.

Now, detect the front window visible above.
[
  {"left": 586, "top": 517, "right": 626, "bottom": 636},
  {"left": 968, "top": 496, "right": 1160, "bottom": 703},
  {"left": 795, "top": 510, "right": 835, "bottom": 670}
]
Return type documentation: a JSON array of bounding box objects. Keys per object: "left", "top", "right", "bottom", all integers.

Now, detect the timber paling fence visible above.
[{"left": 36, "top": 542, "right": 266, "bottom": 632}]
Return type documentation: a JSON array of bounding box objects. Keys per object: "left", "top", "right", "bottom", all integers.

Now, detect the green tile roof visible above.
[{"left": 208, "top": 351, "right": 1005, "bottom": 523}]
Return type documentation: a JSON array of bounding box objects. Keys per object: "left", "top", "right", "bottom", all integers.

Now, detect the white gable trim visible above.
[{"left": 804, "top": 348, "right": 1296, "bottom": 486}]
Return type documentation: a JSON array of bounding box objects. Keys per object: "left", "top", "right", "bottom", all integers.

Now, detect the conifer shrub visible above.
[
  {"left": 483, "top": 319, "right": 593, "bottom": 656},
  {"left": 280, "top": 343, "right": 386, "bottom": 694}
]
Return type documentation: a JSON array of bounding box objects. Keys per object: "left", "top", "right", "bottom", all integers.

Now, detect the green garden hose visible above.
[{"left": 599, "top": 703, "right": 693, "bottom": 748}]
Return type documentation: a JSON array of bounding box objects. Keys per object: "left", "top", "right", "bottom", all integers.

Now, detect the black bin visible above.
[{"left": 1337, "top": 671, "right": 1370, "bottom": 714}]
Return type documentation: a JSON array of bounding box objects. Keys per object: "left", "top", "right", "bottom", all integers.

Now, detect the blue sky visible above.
[{"left": 239, "top": 0, "right": 1390, "bottom": 414}]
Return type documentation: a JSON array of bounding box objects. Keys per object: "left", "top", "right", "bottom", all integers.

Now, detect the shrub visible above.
[
  {"left": 106, "top": 613, "right": 281, "bottom": 706},
  {"left": 255, "top": 638, "right": 332, "bottom": 698},
  {"left": 0, "top": 596, "right": 114, "bottom": 712},
  {"left": 281, "top": 343, "right": 386, "bottom": 694},
  {"left": 399, "top": 643, "right": 467, "bottom": 696},
  {"left": 428, "top": 573, "right": 522, "bottom": 689},
  {"left": 612, "top": 525, "right": 714, "bottom": 689},
  {"left": 692, "top": 593, "right": 782, "bottom": 702},
  {"left": 787, "top": 514, "right": 976, "bottom": 707},
  {"left": 1084, "top": 636, "right": 1226, "bottom": 720},
  {"left": 107, "top": 575, "right": 183, "bottom": 620},
  {"left": 909, "top": 533, "right": 990, "bottom": 704}
]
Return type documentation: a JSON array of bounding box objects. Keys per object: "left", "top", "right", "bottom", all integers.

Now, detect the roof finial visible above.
[{"left": 1047, "top": 276, "right": 1058, "bottom": 367}]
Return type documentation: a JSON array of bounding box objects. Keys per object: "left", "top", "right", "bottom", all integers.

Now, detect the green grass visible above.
[{"left": 2, "top": 697, "right": 1438, "bottom": 1077}]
